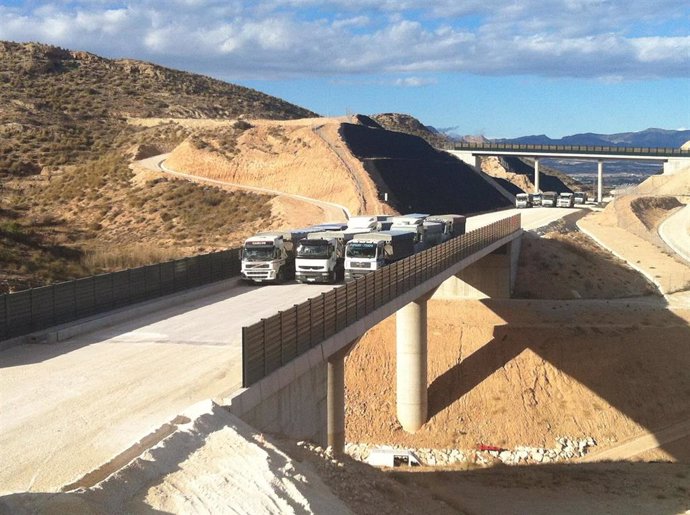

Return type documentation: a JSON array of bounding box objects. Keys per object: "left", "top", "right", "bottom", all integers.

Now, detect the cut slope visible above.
[
  {"left": 164, "top": 118, "right": 390, "bottom": 216},
  {"left": 340, "top": 123, "right": 512, "bottom": 215}
]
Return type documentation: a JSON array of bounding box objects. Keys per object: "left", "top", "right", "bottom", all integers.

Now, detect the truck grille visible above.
[{"left": 350, "top": 261, "right": 371, "bottom": 269}]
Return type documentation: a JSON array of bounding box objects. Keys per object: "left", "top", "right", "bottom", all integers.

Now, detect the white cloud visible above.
[
  {"left": 0, "top": 0, "right": 686, "bottom": 80},
  {"left": 394, "top": 76, "right": 438, "bottom": 87}
]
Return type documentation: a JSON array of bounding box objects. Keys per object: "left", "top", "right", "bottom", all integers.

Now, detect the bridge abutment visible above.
[
  {"left": 432, "top": 240, "right": 520, "bottom": 300},
  {"left": 534, "top": 158, "right": 540, "bottom": 193}
]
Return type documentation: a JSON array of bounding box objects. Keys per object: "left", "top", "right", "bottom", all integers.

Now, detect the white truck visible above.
[
  {"left": 541, "top": 191, "right": 558, "bottom": 207},
  {"left": 240, "top": 230, "right": 314, "bottom": 283},
  {"left": 557, "top": 192, "right": 574, "bottom": 208},
  {"left": 345, "top": 215, "right": 393, "bottom": 234},
  {"left": 515, "top": 193, "right": 531, "bottom": 208},
  {"left": 344, "top": 230, "right": 416, "bottom": 281},
  {"left": 427, "top": 214, "right": 467, "bottom": 242},
  {"left": 390, "top": 214, "right": 445, "bottom": 252},
  {"left": 295, "top": 230, "right": 352, "bottom": 283}
]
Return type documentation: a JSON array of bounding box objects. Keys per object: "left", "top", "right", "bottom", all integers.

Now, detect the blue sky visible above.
[{"left": 1, "top": 0, "right": 689, "bottom": 138}]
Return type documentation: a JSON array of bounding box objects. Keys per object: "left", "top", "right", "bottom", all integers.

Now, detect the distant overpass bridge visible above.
[
  {"left": 448, "top": 143, "right": 690, "bottom": 202},
  {"left": 229, "top": 215, "right": 522, "bottom": 453}
]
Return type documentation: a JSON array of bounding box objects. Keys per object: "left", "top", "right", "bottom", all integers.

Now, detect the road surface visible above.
[
  {"left": 0, "top": 207, "right": 572, "bottom": 494},
  {"left": 659, "top": 204, "right": 690, "bottom": 264}
]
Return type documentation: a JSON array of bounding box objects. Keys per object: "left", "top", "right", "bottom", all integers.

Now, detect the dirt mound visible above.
[
  {"left": 481, "top": 156, "right": 534, "bottom": 194},
  {"left": 352, "top": 114, "right": 382, "bottom": 129},
  {"left": 340, "top": 123, "right": 512, "bottom": 215},
  {"left": 370, "top": 112, "right": 450, "bottom": 148},
  {"left": 596, "top": 194, "right": 684, "bottom": 250},
  {"left": 632, "top": 166, "right": 690, "bottom": 197}
]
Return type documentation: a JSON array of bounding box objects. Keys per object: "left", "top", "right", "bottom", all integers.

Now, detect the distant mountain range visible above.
[
  {"left": 495, "top": 128, "right": 690, "bottom": 149},
  {"left": 434, "top": 127, "right": 690, "bottom": 149}
]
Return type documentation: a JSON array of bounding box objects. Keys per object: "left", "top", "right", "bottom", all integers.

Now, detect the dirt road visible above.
[{"left": 138, "top": 154, "right": 351, "bottom": 221}]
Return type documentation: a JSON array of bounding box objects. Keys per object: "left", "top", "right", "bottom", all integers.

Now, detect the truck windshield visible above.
[
  {"left": 346, "top": 242, "right": 377, "bottom": 259},
  {"left": 243, "top": 245, "right": 275, "bottom": 261},
  {"left": 297, "top": 241, "right": 330, "bottom": 259}
]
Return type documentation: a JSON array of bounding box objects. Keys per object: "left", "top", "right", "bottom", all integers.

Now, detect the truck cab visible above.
[
  {"left": 295, "top": 231, "right": 350, "bottom": 283},
  {"left": 541, "top": 191, "right": 558, "bottom": 207},
  {"left": 530, "top": 193, "right": 542, "bottom": 206},
  {"left": 557, "top": 192, "right": 574, "bottom": 208},
  {"left": 241, "top": 228, "right": 320, "bottom": 283},
  {"left": 427, "top": 214, "right": 467, "bottom": 241},
  {"left": 344, "top": 230, "right": 415, "bottom": 281},
  {"left": 241, "top": 233, "right": 291, "bottom": 283},
  {"left": 515, "top": 193, "right": 531, "bottom": 208},
  {"left": 573, "top": 192, "right": 588, "bottom": 205}
]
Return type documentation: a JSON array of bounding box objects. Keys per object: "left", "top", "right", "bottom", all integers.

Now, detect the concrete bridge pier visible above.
[
  {"left": 534, "top": 158, "right": 540, "bottom": 193},
  {"left": 597, "top": 160, "right": 604, "bottom": 203},
  {"left": 396, "top": 292, "right": 434, "bottom": 432},
  {"left": 327, "top": 339, "right": 358, "bottom": 454}
]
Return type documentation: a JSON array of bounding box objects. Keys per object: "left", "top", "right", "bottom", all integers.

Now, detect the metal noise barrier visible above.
[
  {"left": 0, "top": 248, "right": 242, "bottom": 342},
  {"left": 242, "top": 214, "right": 521, "bottom": 387}
]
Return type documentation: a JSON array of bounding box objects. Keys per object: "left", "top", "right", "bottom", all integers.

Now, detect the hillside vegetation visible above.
[{"left": 0, "top": 41, "right": 314, "bottom": 293}]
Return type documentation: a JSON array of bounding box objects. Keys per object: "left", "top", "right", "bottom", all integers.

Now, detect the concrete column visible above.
[
  {"left": 597, "top": 160, "right": 604, "bottom": 203},
  {"left": 534, "top": 158, "right": 540, "bottom": 193},
  {"left": 396, "top": 295, "right": 429, "bottom": 432},
  {"left": 327, "top": 339, "right": 358, "bottom": 455}
]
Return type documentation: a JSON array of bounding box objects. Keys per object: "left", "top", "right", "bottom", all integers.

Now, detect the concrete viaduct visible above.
[
  {"left": 225, "top": 215, "right": 522, "bottom": 454},
  {"left": 449, "top": 143, "right": 690, "bottom": 203}
]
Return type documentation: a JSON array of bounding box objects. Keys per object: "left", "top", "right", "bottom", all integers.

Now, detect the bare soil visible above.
[{"left": 345, "top": 299, "right": 690, "bottom": 453}]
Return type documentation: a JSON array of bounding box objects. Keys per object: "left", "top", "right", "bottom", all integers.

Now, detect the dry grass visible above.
[{"left": 81, "top": 245, "right": 183, "bottom": 272}]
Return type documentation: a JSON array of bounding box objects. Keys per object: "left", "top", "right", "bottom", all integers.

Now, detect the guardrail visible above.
[
  {"left": 242, "top": 215, "right": 521, "bottom": 387},
  {"left": 0, "top": 248, "right": 241, "bottom": 342},
  {"left": 450, "top": 142, "right": 690, "bottom": 157}
]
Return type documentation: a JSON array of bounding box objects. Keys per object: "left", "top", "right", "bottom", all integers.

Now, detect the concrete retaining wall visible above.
[{"left": 225, "top": 347, "right": 329, "bottom": 445}]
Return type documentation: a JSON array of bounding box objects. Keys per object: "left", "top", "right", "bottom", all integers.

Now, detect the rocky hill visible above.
[
  {"left": 0, "top": 41, "right": 316, "bottom": 176},
  {"left": 371, "top": 113, "right": 451, "bottom": 148},
  {"left": 0, "top": 41, "right": 316, "bottom": 292}
]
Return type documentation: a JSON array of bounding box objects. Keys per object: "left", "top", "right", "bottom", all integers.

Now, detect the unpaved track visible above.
[
  {"left": 582, "top": 418, "right": 690, "bottom": 462},
  {"left": 138, "top": 154, "right": 351, "bottom": 221}
]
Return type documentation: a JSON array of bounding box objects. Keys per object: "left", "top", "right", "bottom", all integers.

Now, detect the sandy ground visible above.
[{"left": 0, "top": 402, "right": 354, "bottom": 515}]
